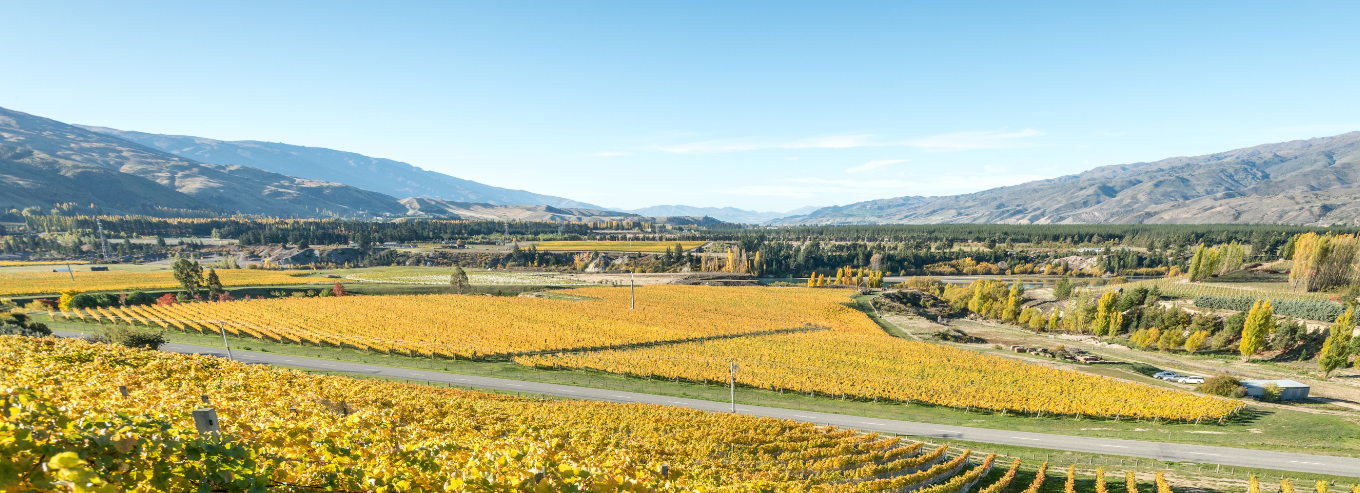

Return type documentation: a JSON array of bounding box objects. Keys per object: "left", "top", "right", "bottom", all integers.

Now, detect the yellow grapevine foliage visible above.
[
  {"left": 91, "top": 286, "right": 872, "bottom": 358},
  {"left": 530, "top": 241, "right": 707, "bottom": 253},
  {"left": 0, "top": 269, "right": 315, "bottom": 296},
  {"left": 0, "top": 336, "right": 988, "bottom": 492},
  {"left": 0, "top": 260, "right": 90, "bottom": 267},
  {"left": 515, "top": 296, "right": 1239, "bottom": 421}
]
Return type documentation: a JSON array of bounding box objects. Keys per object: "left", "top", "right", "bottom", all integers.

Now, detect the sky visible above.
[{"left": 3, "top": 2, "right": 1359, "bottom": 212}]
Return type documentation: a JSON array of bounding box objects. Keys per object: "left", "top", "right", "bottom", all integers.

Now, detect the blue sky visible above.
[{"left": 4, "top": 2, "right": 1359, "bottom": 212}]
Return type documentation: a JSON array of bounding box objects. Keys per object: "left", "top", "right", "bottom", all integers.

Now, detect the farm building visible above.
[{"left": 1241, "top": 380, "right": 1310, "bottom": 401}]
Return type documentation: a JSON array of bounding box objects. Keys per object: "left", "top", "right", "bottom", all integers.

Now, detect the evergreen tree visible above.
[
  {"left": 1053, "top": 278, "right": 1074, "bottom": 299},
  {"left": 171, "top": 258, "right": 204, "bottom": 296},
  {"left": 205, "top": 269, "right": 224, "bottom": 298}
]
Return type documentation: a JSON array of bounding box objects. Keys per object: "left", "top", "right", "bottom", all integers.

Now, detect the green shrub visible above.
[
  {"left": 68, "top": 293, "right": 101, "bottom": 309},
  {"left": 126, "top": 291, "right": 154, "bottom": 305},
  {"left": 101, "top": 326, "right": 168, "bottom": 350},
  {"left": 1261, "top": 382, "right": 1282, "bottom": 402},
  {"left": 1196, "top": 375, "right": 1243, "bottom": 397}
]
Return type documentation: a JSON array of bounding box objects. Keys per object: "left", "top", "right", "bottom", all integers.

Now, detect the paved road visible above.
[{"left": 57, "top": 332, "right": 1360, "bottom": 477}]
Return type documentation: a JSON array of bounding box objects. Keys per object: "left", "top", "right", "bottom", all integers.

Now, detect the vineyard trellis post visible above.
[
  {"left": 218, "top": 322, "right": 234, "bottom": 361},
  {"left": 730, "top": 360, "right": 739, "bottom": 413}
]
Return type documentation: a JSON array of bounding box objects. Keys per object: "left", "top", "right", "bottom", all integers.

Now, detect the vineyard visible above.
[
  {"left": 57, "top": 285, "right": 1240, "bottom": 421},
  {"left": 1, "top": 335, "right": 1010, "bottom": 491},
  {"left": 0, "top": 260, "right": 90, "bottom": 267},
  {"left": 515, "top": 326, "right": 1240, "bottom": 422},
  {"left": 0, "top": 269, "right": 320, "bottom": 296},
  {"left": 1102, "top": 278, "right": 1334, "bottom": 304},
  {"left": 530, "top": 241, "right": 708, "bottom": 253},
  {"left": 344, "top": 269, "right": 589, "bottom": 285},
  {"left": 57, "top": 286, "right": 871, "bottom": 358}
]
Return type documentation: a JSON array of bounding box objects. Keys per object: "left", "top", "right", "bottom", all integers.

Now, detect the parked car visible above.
[
  {"left": 1176, "top": 376, "right": 1205, "bottom": 384},
  {"left": 1153, "top": 371, "right": 1181, "bottom": 380}
]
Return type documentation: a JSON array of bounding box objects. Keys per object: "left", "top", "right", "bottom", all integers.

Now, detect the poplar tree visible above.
[
  {"left": 1187, "top": 244, "right": 1205, "bottom": 281},
  {"left": 1320, "top": 307, "right": 1355, "bottom": 378},
  {"left": 1239, "top": 300, "right": 1275, "bottom": 361},
  {"left": 1093, "top": 291, "right": 1119, "bottom": 336}
]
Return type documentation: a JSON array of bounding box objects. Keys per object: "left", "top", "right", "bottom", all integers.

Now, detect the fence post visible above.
[{"left": 193, "top": 408, "right": 221, "bottom": 437}]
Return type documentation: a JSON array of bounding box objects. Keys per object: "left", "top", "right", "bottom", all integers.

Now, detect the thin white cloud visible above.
[
  {"left": 590, "top": 151, "right": 632, "bottom": 157},
  {"left": 712, "top": 185, "right": 820, "bottom": 198},
  {"left": 656, "top": 134, "right": 877, "bottom": 154},
  {"left": 906, "top": 128, "right": 1043, "bottom": 152},
  {"left": 846, "top": 159, "right": 907, "bottom": 173}
]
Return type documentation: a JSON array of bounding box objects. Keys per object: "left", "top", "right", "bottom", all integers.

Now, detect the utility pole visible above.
[
  {"left": 64, "top": 261, "right": 75, "bottom": 281},
  {"left": 730, "top": 361, "right": 739, "bottom": 413},
  {"left": 627, "top": 270, "right": 636, "bottom": 310},
  {"left": 218, "top": 322, "right": 234, "bottom": 361}
]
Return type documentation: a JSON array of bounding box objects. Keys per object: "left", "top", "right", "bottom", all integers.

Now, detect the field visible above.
[
  {"left": 1, "top": 335, "right": 1005, "bottom": 492},
  {"left": 343, "top": 268, "right": 590, "bottom": 285},
  {"left": 0, "top": 269, "right": 324, "bottom": 296},
  {"left": 69, "top": 286, "right": 864, "bottom": 358},
  {"left": 516, "top": 317, "right": 1240, "bottom": 422},
  {"left": 63, "top": 285, "right": 1238, "bottom": 421},
  {"left": 1097, "top": 277, "right": 1335, "bottom": 303},
  {"left": 0, "top": 260, "right": 89, "bottom": 267},
  {"left": 530, "top": 240, "right": 708, "bottom": 252}
]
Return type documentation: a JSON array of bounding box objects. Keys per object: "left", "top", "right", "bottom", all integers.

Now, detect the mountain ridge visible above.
[
  {"left": 1, "top": 106, "right": 405, "bottom": 217},
  {"left": 773, "top": 131, "right": 1360, "bottom": 226},
  {"left": 79, "top": 126, "right": 599, "bottom": 209},
  {"left": 612, "top": 205, "right": 819, "bottom": 224}
]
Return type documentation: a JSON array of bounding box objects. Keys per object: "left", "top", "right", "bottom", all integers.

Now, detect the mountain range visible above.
[
  {"left": 613, "top": 205, "right": 820, "bottom": 224},
  {"left": 775, "top": 131, "right": 1360, "bottom": 226},
  {"left": 7, "top": 103, "right": 1360, "bottom": 226},
  {"left": 80, "top": 126, "right": 599, "bottom": 209},
  {"left": 0, "top": 106, "right": 402, "bottom": 217}
]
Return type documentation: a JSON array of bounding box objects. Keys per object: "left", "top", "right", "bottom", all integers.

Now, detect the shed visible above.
[{"left": 1241, "top": 380, "right": 1310, "bottom": 401}]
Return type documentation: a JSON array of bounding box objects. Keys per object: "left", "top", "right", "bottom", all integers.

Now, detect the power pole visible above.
[
  {"left": 628, "top": 270, "right": 636, "bottom": 310},
  {"left": 730, "top": 361, "right": 739, "bottom": 413}
]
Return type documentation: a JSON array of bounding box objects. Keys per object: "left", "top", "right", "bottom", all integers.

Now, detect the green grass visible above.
[{"left": 45, "top": 316, "right": 1360, "bottom": 460}]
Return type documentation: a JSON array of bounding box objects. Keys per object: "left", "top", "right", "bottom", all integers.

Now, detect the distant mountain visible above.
[
  {"left": 774, "top": 132, "right": 1360, "bottom": 226},
  {"left": 618, "top": 205, "right": 819, "bottom": 224},
  {"left": 80, "top": 126, "right": 599, "bottom": 209},
  {"left": 0, "top": 106, "right": 404, "bottom": 217},
  {"left": 402, "top": 198, "right": 640, "bottom": 222}
]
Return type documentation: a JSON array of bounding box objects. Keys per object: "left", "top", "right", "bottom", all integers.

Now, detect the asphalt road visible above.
[{"left": 55, "top": 332, "right": 1360, "bottom": 477}]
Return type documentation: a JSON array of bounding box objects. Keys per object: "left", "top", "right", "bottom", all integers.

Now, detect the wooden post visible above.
[{"left": 192, "top": 408, "right": 221, "bottom": 437}]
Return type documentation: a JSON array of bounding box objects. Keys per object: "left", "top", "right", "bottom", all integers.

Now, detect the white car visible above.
[{"left": 1175, "top": 376, "right": 1205, "bottom": 384}]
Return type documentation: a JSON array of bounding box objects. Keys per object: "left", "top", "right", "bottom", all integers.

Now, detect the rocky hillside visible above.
[
  {"left": 775, "top": 131, "right": 1360, "bottom": 226},
  {"left": 80, "top": 126, "right": 598, "bottom": 209},
  {"left": 0, "top": 106, "right": 405, "bottom": 217}
]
